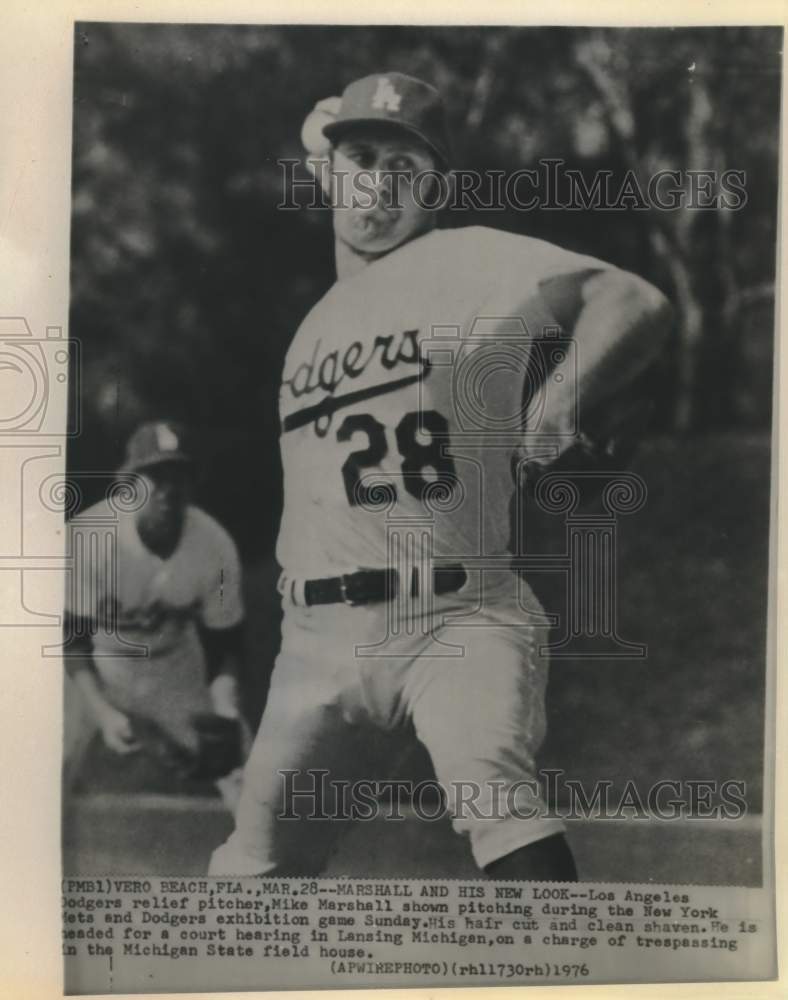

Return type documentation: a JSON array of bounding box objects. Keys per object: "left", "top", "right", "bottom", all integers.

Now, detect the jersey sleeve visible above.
[
  {"left": 453, "top": 229, "right": 617, "bottom": 463},
  {"left": 199, "top": 520, "right": 245, "bottom": 630},
  {"left": 464, "top": 226, "right": 612, "bottom": 291}
]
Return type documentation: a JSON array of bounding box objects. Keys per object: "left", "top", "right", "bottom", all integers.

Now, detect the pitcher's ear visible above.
[{"left": 300, "top": 96, "right": 340, "bottom": 156}]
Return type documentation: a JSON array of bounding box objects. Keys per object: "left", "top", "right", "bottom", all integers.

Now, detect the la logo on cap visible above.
[
  {"left": 155, "top": 423, "right": 179, "bottom": 452},
  {"left": 371, "top": 76, "right": 402, "bottom": 112}
]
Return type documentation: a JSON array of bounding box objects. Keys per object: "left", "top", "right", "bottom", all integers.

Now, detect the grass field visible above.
[
  {"left": 63, "top": 794, "right": 763, "bottom": 885},
  {"left": 65, "top": 432, "right": 772, "bottom": 882},
  {"left": 541, "top": 432, "right": 770, "bottom": 811}
]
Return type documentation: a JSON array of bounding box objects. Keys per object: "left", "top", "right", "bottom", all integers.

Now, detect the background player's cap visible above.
[
  {"left": 121, "top": 420, "right": 193, "bottom": 472},
  {"left": 322, "top": 72, "right": 451, "bottom": 167}
]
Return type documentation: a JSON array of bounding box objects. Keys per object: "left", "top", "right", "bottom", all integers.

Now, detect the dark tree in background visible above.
[{"left": 69, "top": 24, "right": 781, "bottom": 556}]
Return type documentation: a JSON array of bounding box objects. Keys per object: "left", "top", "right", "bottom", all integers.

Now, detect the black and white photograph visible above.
[{"left": 0, "top": 10, "right": 782, "bottom": 995}]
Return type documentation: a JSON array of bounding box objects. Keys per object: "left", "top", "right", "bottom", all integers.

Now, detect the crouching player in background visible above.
[{"left": 63, "top": 421, "right": 248, "bottom": 813}]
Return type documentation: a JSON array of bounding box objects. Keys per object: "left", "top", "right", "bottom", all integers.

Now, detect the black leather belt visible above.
[{"left": 302, "top": 565, "right": 467, "bottom": 607}]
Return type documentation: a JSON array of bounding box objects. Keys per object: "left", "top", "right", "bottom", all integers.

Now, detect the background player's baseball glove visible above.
[
  {"left": 126, "top": 712, "right": 244, "bottom": 782},
  {"left": 184, "top": 713, "right": 244, "bottom": 781}
]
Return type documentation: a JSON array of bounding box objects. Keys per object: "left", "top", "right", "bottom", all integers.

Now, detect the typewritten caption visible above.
[{"left": 63, "top": 877, "right": 774, "bottom": 992}]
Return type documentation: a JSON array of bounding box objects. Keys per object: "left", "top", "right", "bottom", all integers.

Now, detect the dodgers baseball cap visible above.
[
  {"left": 121, "top": 421, "right": 192, "bottom": 472},
  {"left": 322, "top": 72, "right": 451, "bottom": 167}
]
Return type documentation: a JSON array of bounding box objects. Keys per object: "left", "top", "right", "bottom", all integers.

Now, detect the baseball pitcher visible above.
[{"left": 210, "top": 73, "right": 672, "bottom": 878}]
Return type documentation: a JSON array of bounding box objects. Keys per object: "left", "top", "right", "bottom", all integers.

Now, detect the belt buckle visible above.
[{"left": 340, "top": 573, "right": 363, "bottom": 607}]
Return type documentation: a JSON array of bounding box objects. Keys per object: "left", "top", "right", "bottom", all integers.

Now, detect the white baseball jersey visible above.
[
  {"left": 277, "top": 225, "right": 608, "bottom": 579},
  {"left": 66, "top": 501, "right": 243, "bottom": 746},
  {"left": 212, "top": 225, "right": 613, "bottom": 877}
]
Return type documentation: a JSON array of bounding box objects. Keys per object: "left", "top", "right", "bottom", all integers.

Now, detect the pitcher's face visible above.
[{"left": 332, "top": 128, "right": 441, "bottom": 256}]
